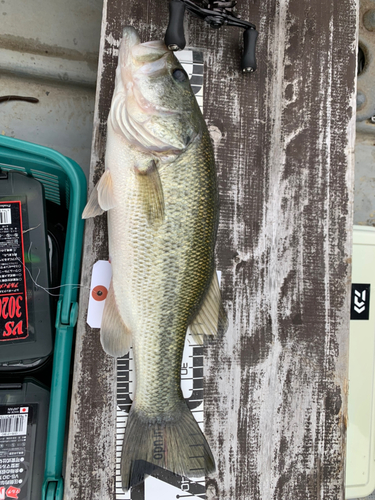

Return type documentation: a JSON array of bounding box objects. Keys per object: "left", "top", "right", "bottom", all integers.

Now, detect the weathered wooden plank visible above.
[
  {"left": 65, "top": 0, "right": 357, "bottom": 498},
  {"left": 195, "top": 1, "right": 357, "bottom": 498}
]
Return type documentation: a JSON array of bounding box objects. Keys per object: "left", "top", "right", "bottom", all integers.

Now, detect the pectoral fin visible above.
[
  {"left": 82, "top": 170, "right": 116, "bottom": 219},
  {"left": 134, "top": 160, "right": 164, "bottom": 223},
  {"left": 100, "top": 280, "right": 132, "bottom": 357},
  {"left": 189, "top": 270, "right": 227, "bottom": 345}
]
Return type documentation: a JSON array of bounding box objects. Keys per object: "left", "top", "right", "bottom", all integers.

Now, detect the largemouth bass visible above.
[{"left": 83, "top": 26, "right": 226, "bottom": 491}]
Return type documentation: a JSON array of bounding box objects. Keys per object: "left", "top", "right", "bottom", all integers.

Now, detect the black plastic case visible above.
[
  {"left": 0, "top": 378, "right": 50, "bottom": 500},
  {"left": 0, "top": 171, "right": 53, "bottom": 371}
]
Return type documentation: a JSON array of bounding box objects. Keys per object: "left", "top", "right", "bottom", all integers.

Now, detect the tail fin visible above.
[{"left": 121, "top": 400, "right": 215, "bottom": 491}]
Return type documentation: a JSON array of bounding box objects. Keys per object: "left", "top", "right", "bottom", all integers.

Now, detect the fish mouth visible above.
[
  {"left": 119, "top": 27, "right": 171, "bottom": 82},
  {"left": 121, "top": 26, "right": 141, "bottom": 50}
]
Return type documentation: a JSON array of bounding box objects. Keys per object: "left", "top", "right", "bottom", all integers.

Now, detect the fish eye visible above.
[{"left": 172, "top": 68, "right": 188, "bottom": 83}]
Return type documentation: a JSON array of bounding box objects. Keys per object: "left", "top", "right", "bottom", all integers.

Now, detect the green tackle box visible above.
[{"left": 0, "top": 135, "right": 87, "bottom": 500}]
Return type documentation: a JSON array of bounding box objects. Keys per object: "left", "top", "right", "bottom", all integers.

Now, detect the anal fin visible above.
[
  {"left": 100, "top": 280, "right": 132, "bottom": 357},
  {"left": 189, "top": 269, "right": 227, "bottom": 344}
]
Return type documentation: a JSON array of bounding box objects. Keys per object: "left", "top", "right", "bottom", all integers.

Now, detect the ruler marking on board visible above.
[{"left": 115, "top": 50, "right": 205, "bottom": 500}]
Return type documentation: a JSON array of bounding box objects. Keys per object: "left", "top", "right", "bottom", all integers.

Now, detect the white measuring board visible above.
[{"left": 115, "top": 49, "right": 206, "bottom": 500}]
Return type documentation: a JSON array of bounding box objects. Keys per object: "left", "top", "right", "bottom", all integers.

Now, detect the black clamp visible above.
[{"left": 165, "top": 0, "right": 258, "bottom": 73}]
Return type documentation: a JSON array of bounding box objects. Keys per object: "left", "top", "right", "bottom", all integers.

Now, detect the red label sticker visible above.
[
  {"left": 5, "top": 487, "right": 20, "bottom": 499},
  {"left": 92, "top": 285, "right": 108, "bottom": 302},
  {"left": 0, "top": 487, "right": 4, "bottom": 500},
  {"left": 0, "top": 202, "right": 28, "bottom": 341}
]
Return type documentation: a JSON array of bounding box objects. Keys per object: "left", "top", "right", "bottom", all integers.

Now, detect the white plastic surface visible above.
[{"left": 346, "top": 225, "right": 375, "bottom": 498}]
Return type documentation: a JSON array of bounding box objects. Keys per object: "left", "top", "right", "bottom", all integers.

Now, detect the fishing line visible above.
[
  {"left": 16, "top": 257, "right": 89, "bottom": 297},
  {"left": 27, "top": 241, "right": 32, "bottom": 264},
  {"left": 23, "top": 224, "right": 41, "bottom": 234}
]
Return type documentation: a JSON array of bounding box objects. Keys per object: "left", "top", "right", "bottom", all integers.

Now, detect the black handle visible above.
[
  {"left": 165, "top": 0, "right": 186, "bottom": 51},
  {"left": 241, "top": 28, "right": 258, "bottom": 72}
]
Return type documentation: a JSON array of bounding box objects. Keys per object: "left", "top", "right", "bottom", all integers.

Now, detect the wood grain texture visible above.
[{"left": 65, "top": 0, "right": 357, "bottom": 498}]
